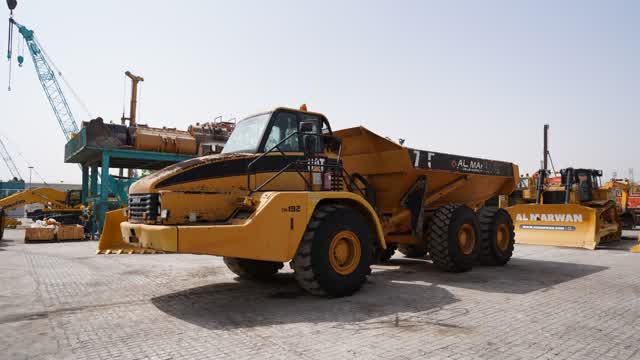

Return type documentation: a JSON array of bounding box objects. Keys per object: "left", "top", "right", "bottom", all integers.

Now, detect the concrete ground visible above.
[{"left": 1, "top": 229, "right": 639, "bottom": 360}]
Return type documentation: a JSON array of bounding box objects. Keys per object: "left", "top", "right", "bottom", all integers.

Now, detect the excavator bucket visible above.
[
  {"left": 97, "top": 209, "right": 163, "bottom": 254},
  {"left": 507, "top": 202, "right": 620, "bottom": 250}
]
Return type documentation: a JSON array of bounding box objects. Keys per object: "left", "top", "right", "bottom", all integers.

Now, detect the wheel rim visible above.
[
  {"left": 496, "top": 223, "right": 510, "bottom": 252},
  {"left": 329, "top": 230, "right": 361, "bottom": 275},
  {"left": 457, "top": 223, "right": 476, "bottom": 255}
]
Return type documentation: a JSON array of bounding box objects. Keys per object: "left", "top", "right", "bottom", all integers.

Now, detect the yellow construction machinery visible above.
[
  {"left": 0, "top": 188, "right": 84, "bottom": 235},
  {"left": 506, "top": 125, "right": 623, "bottom": 250},
  {"left": 602, "top": 179, "right": 640, "bottom": 229},
  {"left": 99, "top": 106, "right": 519, "bottom": 296}
]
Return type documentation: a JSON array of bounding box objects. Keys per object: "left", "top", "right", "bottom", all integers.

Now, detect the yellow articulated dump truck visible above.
[{"left": 99, "top": 106, "right": 519, "bottom": 296}]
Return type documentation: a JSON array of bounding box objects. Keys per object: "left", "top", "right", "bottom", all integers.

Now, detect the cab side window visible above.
[{"left": 263, "top": 112, "right": 300, "bottom": 152}]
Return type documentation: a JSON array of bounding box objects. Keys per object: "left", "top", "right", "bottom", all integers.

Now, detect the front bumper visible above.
[
  {"left": 121, "top": 222, "right": 178, "bottom": 252},
  {"left": 118, "top": 217, "right": 296, "bottom": 261}
]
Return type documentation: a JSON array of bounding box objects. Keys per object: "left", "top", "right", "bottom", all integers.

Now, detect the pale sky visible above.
[{"left": 1, "top": 0, "right": 638, "bottom": 184}]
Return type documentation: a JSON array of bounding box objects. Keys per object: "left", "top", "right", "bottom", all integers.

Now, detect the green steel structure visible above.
[{"left": 65, "top": 127, "right": 192, "bottom": 235}]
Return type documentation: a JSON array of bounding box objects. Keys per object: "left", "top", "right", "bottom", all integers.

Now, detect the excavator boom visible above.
[{"left": 0, "top": 187, "right": 70, "bottom": 211}]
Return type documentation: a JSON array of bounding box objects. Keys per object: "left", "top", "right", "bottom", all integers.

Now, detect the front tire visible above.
[
  {"left": 223, "top": 257, "right": 284, "bottom": 280},
  {"left": 477, "top": 207, "right": 515, "bottom": 265},
  {"left": 292, "top": 204, "right": 374, "bottom": 297},
  {"left": 428, "top": 204, "right": 480, "bottom": 272}
]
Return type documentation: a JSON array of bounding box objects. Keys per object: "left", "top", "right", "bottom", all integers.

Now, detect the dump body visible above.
[{"left": 336, "top": 127, "right": 519, "bottom": 212}]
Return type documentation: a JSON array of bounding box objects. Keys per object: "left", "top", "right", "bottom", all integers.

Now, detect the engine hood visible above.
[{"left": 129, "top": 152, "right": 258, "bottom": 194}]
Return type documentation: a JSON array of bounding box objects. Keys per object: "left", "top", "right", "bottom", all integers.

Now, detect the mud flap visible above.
[
  {"left": 507, "top": 204, "right": 608, "bottom": 250},
  {"left": 97, "top": 210, "right": 162, "bottom": 254}
]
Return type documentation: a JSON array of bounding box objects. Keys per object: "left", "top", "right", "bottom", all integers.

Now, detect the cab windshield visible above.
[{"left": 221, "top": 113, "right": 271, "bottom": 154}]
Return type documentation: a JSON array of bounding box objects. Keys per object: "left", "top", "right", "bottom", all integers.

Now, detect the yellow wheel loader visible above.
[
  {"left": 99, "top": 107, "right": 519, "bottom": 296},
  {"left": 506, "top": 125, "right": 624, "bottom": 250}
]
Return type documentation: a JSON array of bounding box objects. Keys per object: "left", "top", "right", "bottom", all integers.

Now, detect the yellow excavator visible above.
[
  {"left": 506, "top": 125, "right": 625, "bottom": 250},
  {"left": 98, "top": 106, "right": 519, "bottom": 296},
  {"left": 0, "top": 188, "right": 84, "bottom": 238}
]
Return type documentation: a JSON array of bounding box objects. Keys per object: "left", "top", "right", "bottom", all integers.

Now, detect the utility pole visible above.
[
  {"left": 536, "top": 125, "right": 549, "bottom": 204},
  {"left": 28, "top": 166, "right": 33, "bottom": 189},
  {"left": 542, "top": 124, "right": 549, "bottom": 172}
]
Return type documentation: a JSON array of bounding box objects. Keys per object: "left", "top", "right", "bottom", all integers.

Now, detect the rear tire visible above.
[
  {"left": 477, "top": 207, "right": 515, "bottom": 266},
  {"left": 397, "top": 244, "right": 428, "bottom": 258},
  {"left": 428, "top": 204, "right": 479, "bottom": 272},
  {"left": 223, "top": 257, "right": 284, "bottom": 280},
  {"left": 292, "top": 204, "right": 374, "bottom": 297}
]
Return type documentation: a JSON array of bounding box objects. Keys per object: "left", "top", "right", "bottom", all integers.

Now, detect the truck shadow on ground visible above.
[
  {"left": 376, "top": 255, "right": 607, "bottom": 295},
  {"left": 597, "top": 238, "right": 638, "bottom": 251},
  {"left": 151, "top": 255, "right": 606, "bottom": 330},
  {"left": 152, "top": 274, "right": 462, "bottom": 331}
]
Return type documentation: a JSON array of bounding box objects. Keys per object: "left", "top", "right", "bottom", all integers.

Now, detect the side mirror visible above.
[
  {"left": 303, "top": 135, "right": 318, "bottom": 158},
  {"left": 299, "top": 121, "right": 315, "bottom": 134}
]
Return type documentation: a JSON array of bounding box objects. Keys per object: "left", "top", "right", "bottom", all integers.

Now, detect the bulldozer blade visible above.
[
  {"left": 97, "top": 209, "right": 130, "bottom": 254},
  {"left": 507, "top": 203, "right": 619, "bottom": 250},
  {"left": 97, "top": 210, "right": 164, "bottom": 255}
]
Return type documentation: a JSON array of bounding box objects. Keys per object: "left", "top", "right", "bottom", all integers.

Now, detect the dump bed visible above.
[{"left": 335, "top": 127, "right": 519, "bottom": 210}]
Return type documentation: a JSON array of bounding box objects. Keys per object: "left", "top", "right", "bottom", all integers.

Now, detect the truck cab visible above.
[{"left": 221, "top": 108, "right": 332, "bottom": 155}]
